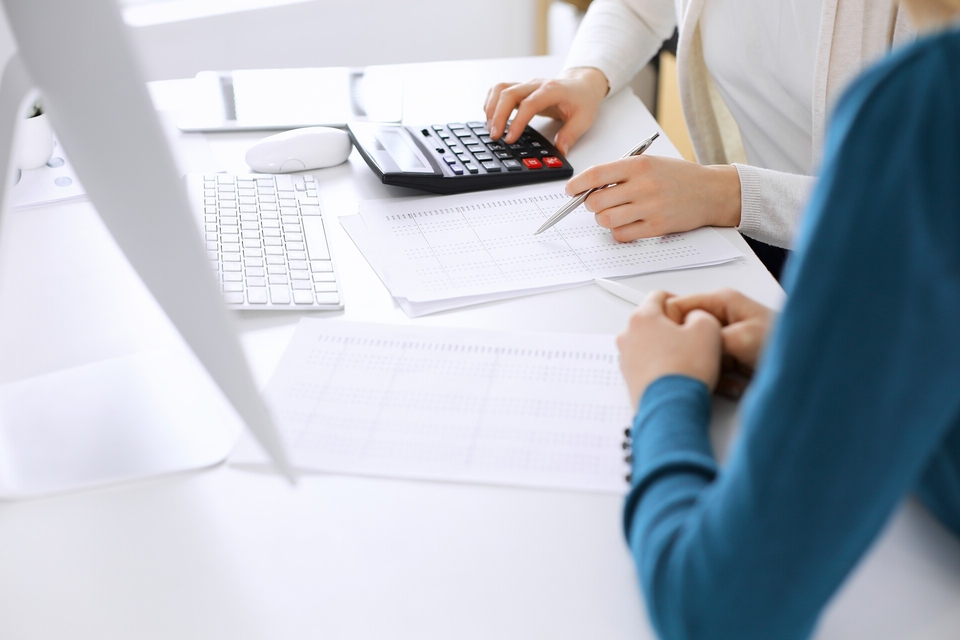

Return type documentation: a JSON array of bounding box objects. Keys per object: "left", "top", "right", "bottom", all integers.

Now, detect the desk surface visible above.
[{"left": 0, "top": 56, "right": 958, "bottom": 640}]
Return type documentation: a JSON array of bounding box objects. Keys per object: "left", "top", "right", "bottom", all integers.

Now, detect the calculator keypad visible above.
[{"left": 424, "top": 122, "right": 567, "bottom": 178}]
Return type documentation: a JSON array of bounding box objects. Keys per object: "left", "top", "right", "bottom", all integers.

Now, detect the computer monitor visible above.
[{"left": 0, "top": 0, "right": 294, "bottom": 496}]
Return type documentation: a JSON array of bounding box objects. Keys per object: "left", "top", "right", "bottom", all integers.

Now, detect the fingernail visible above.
[{"left": 490, "top": 125, "right": 499, "bottom": 138}]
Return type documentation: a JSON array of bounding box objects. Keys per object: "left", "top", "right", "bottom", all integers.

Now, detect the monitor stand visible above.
[
  {"left": 0, "top": 55, "right": 239, "bottom": 499},
  {"left": 0, "top": 351, "right": 240, "bottom": 499}
]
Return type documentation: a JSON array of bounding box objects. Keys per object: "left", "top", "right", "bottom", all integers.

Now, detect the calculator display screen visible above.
[{"left": 378, "top": 129, "right": 427, "bottom": 172}]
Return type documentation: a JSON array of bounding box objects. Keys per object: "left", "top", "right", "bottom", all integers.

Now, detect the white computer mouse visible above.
[{"left": 245, "top": 126, "right": 353, "bottom": 173}]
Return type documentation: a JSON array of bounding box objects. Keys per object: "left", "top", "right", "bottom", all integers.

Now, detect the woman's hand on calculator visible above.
[{"left": 484, "top": 67, "right": 609, "bottom": 156}]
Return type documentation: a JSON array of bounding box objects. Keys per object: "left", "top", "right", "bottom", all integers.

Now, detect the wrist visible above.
[
  {"left": 562, "top": 66, "right": 610, "bottom": 102},
  {"left": 705, "top": 164, "right": 742, "bottom": 228}
]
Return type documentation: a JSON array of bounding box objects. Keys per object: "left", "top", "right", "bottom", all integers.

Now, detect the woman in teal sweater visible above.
[{"left": 615, "top": 1, "right": 960, "bottom": 638}]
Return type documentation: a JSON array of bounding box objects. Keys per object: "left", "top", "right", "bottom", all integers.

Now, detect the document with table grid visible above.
[
  {"left": 233, "top": 320, "right": 635, "bottom": 494},
  {"left": 357, "top": 183, "right": 742, "bottom": 303}
]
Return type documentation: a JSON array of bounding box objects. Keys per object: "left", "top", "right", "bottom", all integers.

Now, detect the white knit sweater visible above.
[{"left": 564, "top": 0, "right": 916, "bottom": 248}]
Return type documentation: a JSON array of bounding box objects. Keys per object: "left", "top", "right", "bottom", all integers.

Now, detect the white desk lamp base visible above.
[{"left": 0, "top": 351, "right": 239, "bottom": 500}]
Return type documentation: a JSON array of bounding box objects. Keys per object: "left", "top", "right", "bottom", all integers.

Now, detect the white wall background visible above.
[{"left": 121, "top": 0, "right": 542, "bottom": 81}]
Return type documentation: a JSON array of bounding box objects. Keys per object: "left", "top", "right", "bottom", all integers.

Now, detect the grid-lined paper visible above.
[{"left": 245, "top": 320, "right": 635, "bottom": 494}]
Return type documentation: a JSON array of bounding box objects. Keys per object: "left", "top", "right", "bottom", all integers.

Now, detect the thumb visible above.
[
  {"left": 554, "top": 111, "right": 592, "bottom": 156},
  {"left": 720, "top": 320, "right": 765, "bottom": 368}
]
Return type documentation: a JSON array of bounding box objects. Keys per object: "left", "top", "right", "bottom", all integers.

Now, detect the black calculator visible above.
[{"left": 347, "top": 121, "right": 573, "bottom": 194}]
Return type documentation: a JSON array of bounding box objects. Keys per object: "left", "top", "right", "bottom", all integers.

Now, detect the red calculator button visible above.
[
  {"left": 522, "top": 158, "right": 543, "bottom": 169},
  {"left": 542, "top": 156, "right": 563, "bottom": 168}
]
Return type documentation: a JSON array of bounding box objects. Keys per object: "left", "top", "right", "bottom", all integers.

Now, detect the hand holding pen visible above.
[{"left": 534, "top": 132, "right": 660, "bottom": 235}]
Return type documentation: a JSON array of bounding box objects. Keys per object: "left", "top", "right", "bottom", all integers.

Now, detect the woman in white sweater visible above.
[{"left": 485, "top": 0, "right": 914, "bottom": 255}]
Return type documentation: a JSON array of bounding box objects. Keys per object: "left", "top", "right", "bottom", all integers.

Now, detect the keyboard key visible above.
[
  {"left": 246, "top": 267, "right": 265, "bottom": 277},
  {"left": 315, "top": 293, "right": 340, "bottom": 305},
  {"left": 244, "top": 250, "right": 262, "bottom": 259},
  {"left": 443, "top": 155, "right": 456, "bottom": 165},
  {"left": 447, "top": 122, "right": 466, "bottom": 130},
  {"left": 267, "top": 256, "right": 285, "bottom": 265},
  {"left": 269, "top": 286, "right": 291, "bottom": 304},
  {"left": 244, "top": 258, "right": 262, "bottom": 267},
  {"left": 314, "top": 282, "right": 338, "bottom": 292},
  {"left": 474, "top": 153, "right": 493, "bottom": 162},
  {"left": 450, "top": 165, "right": 464, "bottom": 175},
  {"left": 286, "top": 233, "right": 303, "bottom": 242},
  {"left": 312, "top": 272, "right": 337, "bottom": 282},
  {"left": 503, "top": 159, "right": 522, "bottom": 171},
  {"left": 247, "top": 288, "right": 268, "bottom": 304},
  {"left": 242, "top": 239, "right": 260, "bottom": 249},
  {"left": 241, "top": 222, "right": 259, "bottom": 231},
  {"left": 275, "top": 175, "right": 294, "bottom": 191},
  {"left": 286, "top": 242, "right": 305, "bottom": 251},
  {"left": 288, "top": 251, "right": 307, "bottom": 261},
  {"left": 223, "top": 272, "right": 243, "bottom": 282},
  {"left": 223, "top": 263, "right": 242, "bottom": 272},
  {"left": 291, "top": 270, "right": 310, "bottom": 281},
  {"left": 481, "top": 161, "right": 501, "bottom": 172},
  {"left": 283, "top": 224, "right": 300, "bottom": 234},
  {"left": 264, "top": 228, "right": 281, "bottom": 237},
  {"left": 264, "top": 237, "right": 283, "bottom": 246},
  {"left": 522, "top": 158, "right": 543, "bottom": 169},
  {"left": 310, "top": 261, "right": 334, "bottom": 272},
  {"left": 241, "top": 231, "right": 260, "bottom": 240},
  {"left": 265, "top": 246, "right": 284, "bottom": 256},
  {"left": 464, "top": 163, "right": 479, "bottom": 174},
  {"left": 292, "top": 281, "right": 311, "bottom": 290},
  {"left": 467, "top": 121, "right": 485, "bottom": 129},
  {"left": 224, "top": 292, "right": 245, "bottom": 304},
  {"left": 543, "top": 156, "right": 564, "bottom": 168},
  {"left": 281, "top": 215, "right": 299, "bottom": 225},
  {"left": 223, "top": 282, "right": 243, "bottom": 293},
  {"left": 302, "top": 218, "right": 331, "bottom": 261},
  {"left": 301, "top": 206, "right": 321, "bottom": 216},
  {"left": 268, "top": 275, "right": 288, "bottom": 285},
  {"left": 293, "top": 291, "right": 314, "bottom": 305},
  {"left": 247, "top": 277, "right": 266, "bottom": 287},
  {"left": 495, "top": 152, "right": 512, "bottom": 160},
  {"left": 223, "top": 252, "right": 242, "bottom": 262},
  {"left": 267, "top": 265, "right": 286, "bottom": 275}
]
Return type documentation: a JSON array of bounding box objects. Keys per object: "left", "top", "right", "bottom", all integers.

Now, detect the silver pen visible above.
[{"left": 533, "top": 131, "right": 660, "bottom": 236}]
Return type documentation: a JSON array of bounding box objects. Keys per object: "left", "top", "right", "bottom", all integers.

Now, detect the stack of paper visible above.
[
  {"left": 231, "top": 319, "right": 635, "bottom": 494},
  {"left": 341, "top": 182, "right": 742, "bottom": 316}
]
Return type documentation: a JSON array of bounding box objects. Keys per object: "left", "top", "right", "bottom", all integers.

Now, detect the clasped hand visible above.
[{"left": 617, "top": 289, "right": 775, "bottom": 410}]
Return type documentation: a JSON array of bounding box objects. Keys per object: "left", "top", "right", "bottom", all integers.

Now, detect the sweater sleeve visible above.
[
  {"left": 624, "top": 36, "right": 960, "bottom": 640},
  {"left": 562, "top": 0, "right": 677, "bottom": 96},
  {"left": 733, "top": 164, "right": 816, "bottom": 249}
]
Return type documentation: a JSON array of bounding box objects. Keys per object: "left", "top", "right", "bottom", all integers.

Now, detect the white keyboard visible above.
[{"left": 192, "top": 173, "right": 343, "bottom": 310}]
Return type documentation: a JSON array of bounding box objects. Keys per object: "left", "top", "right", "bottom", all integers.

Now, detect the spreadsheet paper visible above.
[
  {"left": 234, "top": 320, "right": 635, "bottom": 494},
  {"left": 358, "top": 183, "right": 743, "bottom": 302}
]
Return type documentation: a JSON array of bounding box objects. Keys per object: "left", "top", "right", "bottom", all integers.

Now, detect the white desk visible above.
[{"left": 0, "top": 57, "right": 958, "bottom": 640}]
